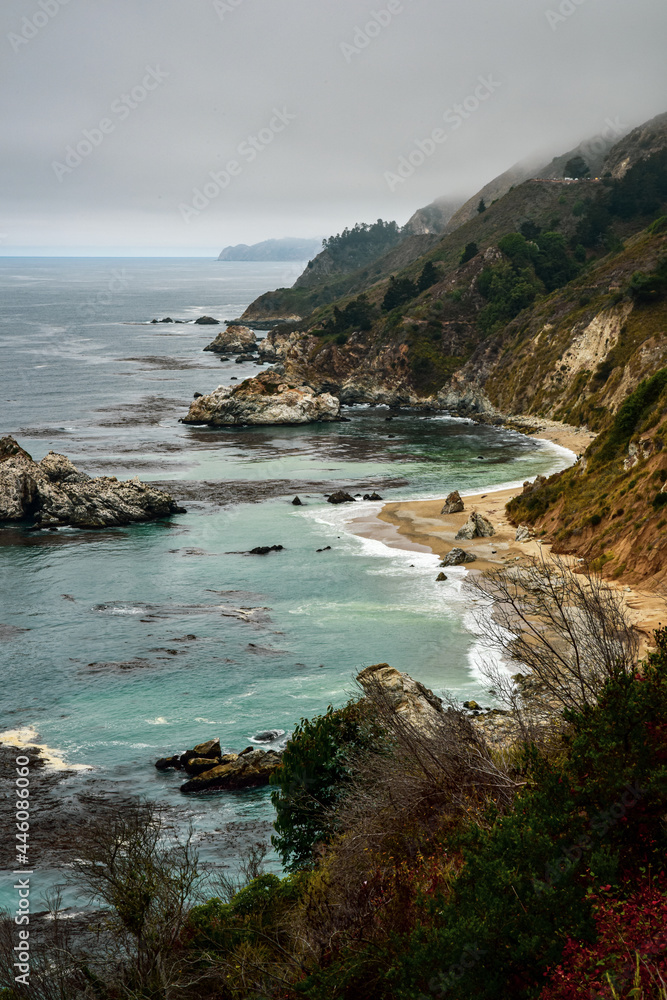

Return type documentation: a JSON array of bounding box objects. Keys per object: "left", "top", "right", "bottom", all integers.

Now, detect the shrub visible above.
[
  {"left": 382, "top": 275, "right": 418, "bottom": 311},
  {"left": 270, "top": 700, "right": 384, "bottom": 870}
]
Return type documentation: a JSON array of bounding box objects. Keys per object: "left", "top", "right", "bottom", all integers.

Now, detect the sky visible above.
[{"left": 1, "top": 0, "right": 666, "bottom": 255}]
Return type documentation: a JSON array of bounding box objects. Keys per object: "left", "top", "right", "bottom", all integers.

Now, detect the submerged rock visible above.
[
  {"left": 455, "top": 511, "right": 495, "bottom": 540},
  {"left": 0, "top": 436, "right": 186, "bottom": 529},
  {"left": 182, "top": 371, "right": 340, "bottom": 427},
  {"left": 440, "top": 490, "right": 464, "bottom": 515},
  {"left": 253, "top": 729, "right": 285, "bottom": 743},
  {"left": 442, "top": 547, "right": 477, "bottom": 566},
  {"left": 203, "top": 324, "right": 257, "bottom": 355}
]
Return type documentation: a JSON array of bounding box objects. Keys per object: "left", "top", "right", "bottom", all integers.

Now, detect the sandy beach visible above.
[{"left": 348, "top": 421, "right": 665, "bottom": 650}]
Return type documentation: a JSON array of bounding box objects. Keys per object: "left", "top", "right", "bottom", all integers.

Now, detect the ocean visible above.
[{"left": 0, "top": 257, "right": 573, "bottom": 908}]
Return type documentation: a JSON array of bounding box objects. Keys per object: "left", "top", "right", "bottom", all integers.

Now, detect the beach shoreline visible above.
[{"left": 347, "top": 420, "right": 665, "bottom": 651}]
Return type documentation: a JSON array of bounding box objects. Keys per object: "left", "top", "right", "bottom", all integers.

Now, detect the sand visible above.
[{"left": 348, "top": 421, "right": 665, "bottom": 651}]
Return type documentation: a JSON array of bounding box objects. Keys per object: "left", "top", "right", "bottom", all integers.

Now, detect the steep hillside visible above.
[{"left": 507, "top": 366, "right": 667, "bottom": 588}]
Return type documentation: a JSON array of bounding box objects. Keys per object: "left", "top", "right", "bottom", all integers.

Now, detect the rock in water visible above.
[
  {"left": 441, "top": 490, "right": 465, "bottom": 515},
  {"left": 0, "top": 437, "right": 186, "bottom": 529},
  {"left": 253, "top": 729, "right": 285, "bottom": 743},
  {"left": 203, "top": 324, "right": 257, "bottom": 355},
  {"left": 455, "top": 511, "right": 495, "bottom": 540},
  {"left": 194, "top": 315, "right": 219, "bottom": 325},
  {"left": 436, "top": 572, "right": 448, "bottom": 581},
  {"left": 327, "top": 491, "right": 356, "bottom": 504},
  {"left": 180, "top": 748, "right": 283, "bottom": 793},
  {"left": 292, "top": 496, "right": 303, "bottom": 506},
  {"left": 182, "top": 370, "right": 340, "bottom": 426},
  {"left": 443, "top": 547, "right": 477, "bottom": 566}
]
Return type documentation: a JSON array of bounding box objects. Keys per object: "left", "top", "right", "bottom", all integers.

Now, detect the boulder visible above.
[
  {"left": 327, "top": 491, "right": 356, "bottom": 504},
  {"left": 182, "top": 756, "right": 223, "bottom": 776},
  {"left": 180, "top": 748, "right": 283, "bottom": 793},
  {"left": 440, "top": 490, "right": 465, "bottom": 515},
  {"left": 357, "top": 663, "right": 444, "bottom": 732},
  {"left": 192, "top": 738, "right": 221, "bottom": 758},
  {"left": 363, "top": 492, "right": 383, "bottom": 501},
  {"left": 442, "top": 547, "right": 477, "bottom": 566},
  {"left": 248, "top": 545, "right": 283, "bottom": 555},
  {"left": 455, "top": 511, "right": 495, "bottom": 540},
  {"left": 292, "top": 496, "right": 303, "bottom": 506},
  {"left": 0, "top": 437, "right": 186, "bottom": 529},
  {"left": 155, "top": 755, "right": 181, "bottom": 771},
  {"left": 182, "top": 371, "right": 340, "bottom": 427},
  {"left": 515, "top": 524, "right": 535, "bottom": 542},
  {"left": 253, "top": 729, "right": 285, "bottom": 743},
  {"left": 436, "top": 572, "right": 448, "bottom": 582},
  {"left": 203, "top": 324, "right": 257, "bottom": 355},
  {"left": 194, "top": 316, "right": 219, "bottom": 325},
  {"left": 235, "top": 354, "right": 258, "bottom": 363}
]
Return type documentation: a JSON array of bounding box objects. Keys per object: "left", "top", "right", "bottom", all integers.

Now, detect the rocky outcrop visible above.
[
  {"left": 0, "top": 437, "right": 185, "bottom": 529},
  {"left": 442, "top": 547, "right": 477, "bottom": 566},
  {"left": 440, "top": 490, "right": 464, "bottom": 515},
  {"left": 182, "top": 371, "right": 340, "bottom": 426},
  {"left": 155, "top": 736, "right": 282, "bottom": 793},
  {"left": 203, "top": 324, "right": 257, "bottom": 355},
  {"left": 327, "top": 490, "right": 355, "bottom": 504},
  {"left": 515, "top": 524, "right": 535, "bottom": 542},
  {"left": 357, "top": 663, "right": 444, "bottom": 732},
  {"left": 455, "top": 511, "right": 495, "bottom": 540},
  {"left": 180, "top": 748, "right": 282, "bottom": 793}
]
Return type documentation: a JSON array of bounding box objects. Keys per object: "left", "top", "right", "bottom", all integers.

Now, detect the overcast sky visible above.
[{"left": 1, "top": 0, "right": 666, "bottom": 254}]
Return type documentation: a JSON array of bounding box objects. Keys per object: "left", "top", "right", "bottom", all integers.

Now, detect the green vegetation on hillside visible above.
[
  {"left": 507, "top": 368, "right": 667, "bottom": 581},
  {"left": 321, "top": 219, "right": 403, "bottom": 269}
]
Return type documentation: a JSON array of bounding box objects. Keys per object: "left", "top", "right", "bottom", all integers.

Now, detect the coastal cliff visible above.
[{"left": 232, "top": 113, "right": 667, "bottom": 586}]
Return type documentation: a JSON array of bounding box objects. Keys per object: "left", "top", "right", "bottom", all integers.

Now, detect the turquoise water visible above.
[{"left": 0, "top": 258, "right": 573, "bottom": 907}]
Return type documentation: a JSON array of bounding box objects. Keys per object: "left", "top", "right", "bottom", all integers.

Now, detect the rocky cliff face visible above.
[{"left": 0, "top": 437, "right": 186, "bottom": 529}]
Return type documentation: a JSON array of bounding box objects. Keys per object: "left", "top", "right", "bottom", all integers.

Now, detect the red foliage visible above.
[{"left": 539, "top": 875, "right": 667, "bottom": 998}]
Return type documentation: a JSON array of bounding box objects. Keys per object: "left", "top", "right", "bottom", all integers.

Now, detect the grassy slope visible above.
[{"left": 507, "top": 367, "right": 667, "bottom": 588}]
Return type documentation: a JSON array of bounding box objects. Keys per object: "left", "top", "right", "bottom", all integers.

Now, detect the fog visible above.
[{"left": 1, "top": 0, "right": 666, "bottom": 253}]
